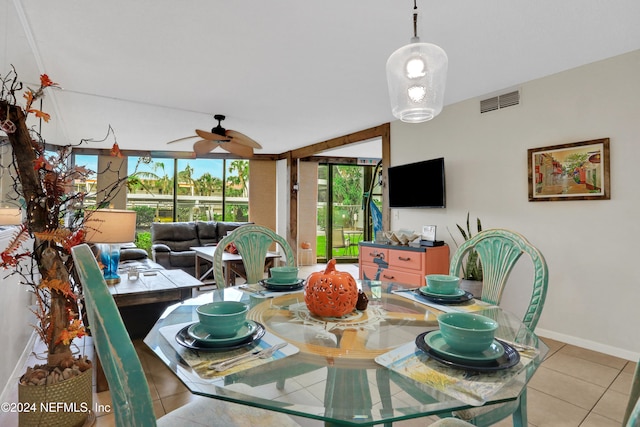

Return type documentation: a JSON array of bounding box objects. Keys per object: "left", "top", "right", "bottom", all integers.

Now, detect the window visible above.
[{"left": 72, "top": 153, "right": 250, "bottom": 252}]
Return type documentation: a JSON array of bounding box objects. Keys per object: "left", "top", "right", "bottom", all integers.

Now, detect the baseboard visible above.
[{"left": 536, "top": 327, "right": 639, "bottom": 362}]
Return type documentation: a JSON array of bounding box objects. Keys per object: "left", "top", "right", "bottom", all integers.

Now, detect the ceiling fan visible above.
[{"left": 167, "top": 114, "right": 261, "bottom": 157}]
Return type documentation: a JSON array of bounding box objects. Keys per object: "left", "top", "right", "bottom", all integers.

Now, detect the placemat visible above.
[
  {"left": 375, "top": 340, "right": 538, "bottom": 406},
  {"left": 392, "top": 289, "right": 495, "bottom": 313},
  {"left": 236, "top": 283, "right": 305, "bottom": 299},
  {"left": 160, "top": 322, "right": 299, "bottom": 379}
]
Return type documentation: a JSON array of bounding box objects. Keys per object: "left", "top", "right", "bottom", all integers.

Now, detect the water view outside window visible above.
[
  {"left": 128, "top": 157, "right": 249, "bottom": 223},
  {"left": 71, "top": 154, "right": 249, "bottom": 253},
  {"left": 127, "top": 157, "right": 175, "bottom": 224}
]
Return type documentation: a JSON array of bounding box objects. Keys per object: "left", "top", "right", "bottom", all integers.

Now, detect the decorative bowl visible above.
[
  {"left": 269, "top": 266, "right": 299, "bottom": 283},
  {"left": 196, "top": 301, "right": 249, "bottom": 338},
  {"left": 437, "top": 312, "right": 498, "bottom": 353},
  {"left": 426, "top": 274, "right": 461, "bottom": 295}
]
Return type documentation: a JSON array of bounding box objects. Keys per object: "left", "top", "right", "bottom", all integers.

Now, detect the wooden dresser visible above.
[{"left": 358, "top": 242, "right": 450, "bottom": 288}]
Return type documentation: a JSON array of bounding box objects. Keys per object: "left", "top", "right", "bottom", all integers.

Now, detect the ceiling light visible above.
[{"left": 386, "top": 0, "right": 448, "bottom": 123}]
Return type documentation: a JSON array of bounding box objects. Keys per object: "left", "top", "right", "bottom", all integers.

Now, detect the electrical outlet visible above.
[{"left": 394, "top": 210, "right": 399, "bottom": 220}]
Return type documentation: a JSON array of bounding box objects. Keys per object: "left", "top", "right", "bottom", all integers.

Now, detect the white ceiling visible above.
[{"left": 2, "top": 0, "right": 639, "bottom": 156}]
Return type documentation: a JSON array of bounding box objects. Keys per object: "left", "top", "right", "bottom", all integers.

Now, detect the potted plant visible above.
[
  {"left": 449, "top": 212, "right": 483, "bottom": 282},
  {"left": 0, "top": 67, "right": 126, "bottom": 426}
]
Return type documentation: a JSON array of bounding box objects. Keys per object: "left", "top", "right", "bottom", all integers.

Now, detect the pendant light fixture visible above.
[{"left": 386, "top": 0, "right": 448, "bottom": 123}]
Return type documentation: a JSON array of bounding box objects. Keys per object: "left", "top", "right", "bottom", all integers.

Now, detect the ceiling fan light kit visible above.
[{"left": 386, "top": 0, "right": 448, "bottom": 123}]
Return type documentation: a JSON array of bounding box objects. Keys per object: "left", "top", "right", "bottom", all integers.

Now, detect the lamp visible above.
[
  {"left": 84, "top": 209, "right": 136, "bottom": 285},
  {"left": 0, "top": 207, "right": 22, "bottom": 225},
  {"left": 386, "top": 0, "right": 448, "bottom": 123}
]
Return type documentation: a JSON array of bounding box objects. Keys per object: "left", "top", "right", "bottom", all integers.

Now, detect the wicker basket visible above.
[{"left": 18, "top": 368, "right": 93, "bottom": 427}]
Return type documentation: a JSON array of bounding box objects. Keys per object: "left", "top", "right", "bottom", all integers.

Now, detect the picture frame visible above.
[
  {"left": 528, "top": 138, "right": 610, "bottom": 202},
  {"left": 422, "top": 225, "right": 437, "bottom": 241}
]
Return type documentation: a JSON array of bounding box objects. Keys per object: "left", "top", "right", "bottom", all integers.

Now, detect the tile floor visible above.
[{"left": 92, "top": 264, "right": 636, "bottom": 426}]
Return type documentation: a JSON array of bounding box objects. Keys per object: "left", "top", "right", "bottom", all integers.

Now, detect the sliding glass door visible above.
[{"left": 317, "top": 163, "right": 374, "bottom": 263}]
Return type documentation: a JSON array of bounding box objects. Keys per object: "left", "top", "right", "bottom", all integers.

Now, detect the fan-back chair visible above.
[
  {"left": 448, "top": 229, "right": 549, "bottom": 427},
  {"left": 71, "top": 243, "right": 300, "bottom": 426},
  {"left": 624, "top": 358, "right": 640, "bottom": 427},
  {"left": 213, "top": 224, "right": 295, "bottom": 287}
]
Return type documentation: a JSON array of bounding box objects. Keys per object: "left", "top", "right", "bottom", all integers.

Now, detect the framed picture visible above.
[
  {"left": 528, "top": 138, "right": 610, "bottom": 202},
  {"left": 422, "top": 225, "right": 437, "bottom": 241}
]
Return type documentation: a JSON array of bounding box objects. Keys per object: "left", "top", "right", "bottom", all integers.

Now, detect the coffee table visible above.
[{"left": 191, "top": 246, "right": 281, "bottom": 287}]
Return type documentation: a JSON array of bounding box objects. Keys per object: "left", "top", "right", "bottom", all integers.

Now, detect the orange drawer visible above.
[
  {"left": 360, "top": 247, "right": 389, "bottom": 265},
  {"left": 377, "top": 268, "right": 423, "bottom": 287},
  {"left": 360, "top": 264, "right": 380, "bottom": 281},
  {"left": 388, "top": 249, "right": 423, "bottom": 272}
]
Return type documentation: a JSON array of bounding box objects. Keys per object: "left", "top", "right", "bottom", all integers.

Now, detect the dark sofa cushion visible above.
[
  {"left": 151, "top": 222, "right": 200, "bottom": 252},
  {"left": 196, "top": 221, "right": 219, "bottom": 246},
  {"left": 120, "top": 248, "right": 149, "bottom": 261},
  {"left": 167, "top": 250, "right": 197, "bottom": 268}
]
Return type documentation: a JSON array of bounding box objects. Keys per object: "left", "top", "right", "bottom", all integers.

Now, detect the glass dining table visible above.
[{"left": 143, "top": 280, "right": 548, "bottom": 426}]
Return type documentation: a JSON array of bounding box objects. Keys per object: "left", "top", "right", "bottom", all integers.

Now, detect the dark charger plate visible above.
[
  {"left": 176, "top": 321, "right": 266, "bottom": 352},
  {"left": 416, "top": 288, "right": 474, "bottom": 304},
  {"left": 259, "top": 279, "right": 305, "bottom": 291},
  {"left": 415, "top": 331, "right": 521, "bottom": 372}
]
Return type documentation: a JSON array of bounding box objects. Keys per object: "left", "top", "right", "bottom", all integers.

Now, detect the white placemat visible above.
[
  {"left": 391, "top": 289, "right": 495, "bottom": 313},
  {"left": 375, "top": 340, "right": 538, "bottom": 406},
  {"left": 236, "top": 283, "right": 305, "bottom": 299},
  {"left": 159, "top": 322, "right": 299, "bottom": 379}
]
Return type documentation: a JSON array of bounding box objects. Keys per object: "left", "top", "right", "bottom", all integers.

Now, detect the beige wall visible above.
[
  {"left": 97, "top": 155, "right": 127, "bottom": 209},
  {"left": 390, "top": 50, "right": 640, "bottom": 360},
  {"left": 297, "top": 162, "right": 318, "bottom": 265},
  {"left": 0, "top": 145, "right": 17, "bottom": 205},
  {"left": 249, "top": 160, "right": 276, "bottom": 231}
]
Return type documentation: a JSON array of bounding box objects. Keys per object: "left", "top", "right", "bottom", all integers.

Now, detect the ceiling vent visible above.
[{"left": 480, "top": 90, "right": 520, "bottom": 113}]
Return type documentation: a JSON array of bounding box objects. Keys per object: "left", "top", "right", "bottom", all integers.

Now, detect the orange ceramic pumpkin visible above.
[{"left": 304, "top": 259, "right": 359, "bottom": 317}]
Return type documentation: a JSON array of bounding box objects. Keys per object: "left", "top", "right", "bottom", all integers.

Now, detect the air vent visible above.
[{"left": 480, "top": 90, "right": 520, "bottom": 113}]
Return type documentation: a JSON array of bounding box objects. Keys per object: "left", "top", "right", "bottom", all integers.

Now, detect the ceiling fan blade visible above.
[
  {"left": 220, "top": 140, "right": 254, "bottom": 157},
  {"left": 166, "top": 135, "right": 198, "bottom": 144},
  {"left": 195, "top": 129, "right": 228, "bottom": 141},
  {"left": 226, "top": 129, "right": 262, "bottom": 149},
  {"left": 193, "top": 139, "right": 220, "bottom": 155}
]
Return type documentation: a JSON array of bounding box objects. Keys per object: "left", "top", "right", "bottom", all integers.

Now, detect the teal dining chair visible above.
[
  {"left": 448, "top": 228, "right": 549, "bottom": 427},
  {"left": 71, "top": 243, "right": 300, "bottom": 426},
  {"left": 624, "top": 358, "right": 640, "bottom": 427},
  {"left": 213, "top": 224, "right": 295, "bottom": 287}
]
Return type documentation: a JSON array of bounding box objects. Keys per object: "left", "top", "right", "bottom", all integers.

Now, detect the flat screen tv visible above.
[{"left": 388, "top": 157, "right": 445, "bottom": 208}]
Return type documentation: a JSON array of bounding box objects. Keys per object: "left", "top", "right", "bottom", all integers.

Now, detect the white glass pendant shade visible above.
[{"left": 386, "top": 41, "right": 448, "bottom": 123}]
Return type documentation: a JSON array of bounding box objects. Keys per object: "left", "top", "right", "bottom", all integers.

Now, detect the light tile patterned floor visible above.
[{"left": 93, "top": 264, "right": 635, "bottom": 426}]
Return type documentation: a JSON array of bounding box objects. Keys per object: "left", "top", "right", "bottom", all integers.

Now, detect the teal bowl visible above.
[
  {"left": 437, "top": 312, "right": 498, "bottom": 353},
  {"left": 269, "top": 266, "right": 299, "bottom": 284},
  {"left": 426, "top": 274, "right": 461, "bottom": 295},
  {"left": 196, "top": 301, "right": 249, "bottom": 338}
]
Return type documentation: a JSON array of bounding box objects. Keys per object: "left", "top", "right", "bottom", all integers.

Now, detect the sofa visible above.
[{"left": 151, "top": 221, "right": 251, "bottom": 277}]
